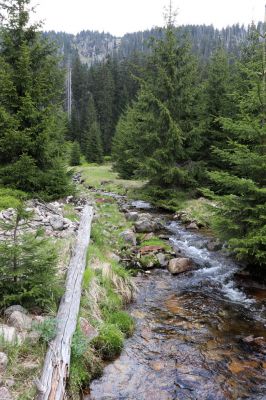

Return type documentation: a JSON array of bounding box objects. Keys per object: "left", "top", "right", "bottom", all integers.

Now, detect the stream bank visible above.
[{"left": 86, "top": 196, "right": 266, "bottom": 400}]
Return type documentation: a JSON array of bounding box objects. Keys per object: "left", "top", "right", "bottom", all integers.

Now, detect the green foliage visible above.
[
  {"left": 70, "top": 141, "right": 81, "bottom": 166},
  {"left": 92, "top": 323, "right": 124, "bottom": 360},
  {"left": 83, "top": 267, "right": 95, "bottom": 288},
  {"left": 0, "top": 0, "right": 70, "bottom": 198},
  {"left": 63, "top": 203, "right": 78, "bottom": 222},
  {"left": 69, "top": 328, "right": 103, "bottom": 395},
  {"left": 112, "top": 24, "right": 203, "bottom": 188},
  {"left": 85, "top": 121, "right": 103, "bottom": 164},
  {"left": 203, "top": 48, "right": 236, "bottom": 167},
  {"left": 70, "top": 329, "right": 91, "bottom": 392},
  {"left": 0, "top": 187, "right": 27, "bottom": 210},
  {"left": 34, "top": 318, "right": 57, "bottom": 344},
  {"left": 105, "top": 311, "right": 135, "bottom": 337},
  {"left": 83, "top": 95, "right": 103, "bottom": 164},
  {"left": 205, "top": 28, "right": 266, "bottom": 269},
  {"left": 0, "top": 207, "right": 62, "bottom": 309}
]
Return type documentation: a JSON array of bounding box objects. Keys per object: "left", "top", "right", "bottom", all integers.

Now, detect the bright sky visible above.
[{"left": 34, "top": 0, "right": 266, "bottom": 36}]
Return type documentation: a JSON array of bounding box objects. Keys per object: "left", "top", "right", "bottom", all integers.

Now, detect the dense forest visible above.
[
  {"left": 0, "top": 1, "right": 265, "bottom": 272},
  {"left": 46, "top": 23, "right": 253, "bottom": 65},
  {"left": 66, "top": 22, "right": 266, "bottom": 273},
  {"left": 0, "top": 1, "right": 266, "bottom": 399}
]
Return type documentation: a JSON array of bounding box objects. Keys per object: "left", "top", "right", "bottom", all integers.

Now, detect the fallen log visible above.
[{"left": 36, "top": 205, "right": 93, "bottom": 400}]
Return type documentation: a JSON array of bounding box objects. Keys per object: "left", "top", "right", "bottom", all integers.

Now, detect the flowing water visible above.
[{"left": 86, "top": 202, "right": 266, "bottom": 400}]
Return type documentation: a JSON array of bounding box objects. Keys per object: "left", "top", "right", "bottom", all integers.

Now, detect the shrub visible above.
[
  {"left": 69, "top": 328, "right": 103, "bottom": 394},
  {"left": 0, "top": 187, "right": 27, "bottom": 210},
  {"left": 91, "top": 323, "right": 124, "bottom": 360},
  {"left": 34, "top": 318, "right": 57, "bottom": 344},
  {"left": 0, "top": 207, "right": 62, "bottom": 310},
  {"left": 105, "top": 311, "right": 135, "bottom": 338}
]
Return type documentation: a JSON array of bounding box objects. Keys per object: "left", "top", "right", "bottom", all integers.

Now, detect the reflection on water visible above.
[{"left": 86, "top": 220, "right": 266, "bottom": 400}]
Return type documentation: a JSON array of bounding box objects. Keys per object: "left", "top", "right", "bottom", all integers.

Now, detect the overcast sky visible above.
[{"left": 34, "top": 0, "right": 266, "bottom": 36}]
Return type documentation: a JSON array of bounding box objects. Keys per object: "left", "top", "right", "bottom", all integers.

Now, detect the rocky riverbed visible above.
[{"left": 86, "top": 196, "right": 266, "bottom": 400}]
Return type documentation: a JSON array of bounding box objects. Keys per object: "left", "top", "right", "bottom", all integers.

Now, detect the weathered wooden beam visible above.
[{"left": 36, "top": 205, "right": 93, "bottom": 400}]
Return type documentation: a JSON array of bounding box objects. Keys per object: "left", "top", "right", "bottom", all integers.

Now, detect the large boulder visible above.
[
  {"left": 4, "top": 305, "right": 28, "bottom": 318},
  {"left": 125, "top": 212, "right": 139, "bottom": 222},
  {"left": 8, "top": 311, "right": 32, "bottom": 332},
  {"left": 207, "top": 239, "right": 223, "bottom": 252},
  {"left": 0, "top": 352, "right": 8, "bottom": 373},
  {"left": 168, "top": 258, "right": 193, "bottom": 275},
  {"left": 0, "top": 387, "right": 13, "bottom": 400},
  {"left": 135, "top": 214, "right": 164, "bottom": 233},
  {"left": 49, "top": 215, "right": 64, "bottom": 231},
  {"left": 134, "top": 219, "right": 155, "bottom": 233},
  {"left": 120, "top": 229, "right": 136, "bottom": 246}
]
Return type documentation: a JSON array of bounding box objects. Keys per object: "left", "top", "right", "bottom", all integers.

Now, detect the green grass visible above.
[
  {"left": 91, "top": 323, "right": 124, "bottom": 360},
  {"left": 77, "top": 163, "right": 145, "bottom": 195},
  {"left": 63, "top": 203, "right": 78, "bottom": 222},
  {"left": 176, "top": 197, "right": 215, "bottom": 228},
  {"left": 70, "top": 193, "right": 136, "bottom": 395},
  {"left": 139, "top": 237, "right": 171, "bottom": 252},
  {"left": 0, "top": 335, "right": 45, "bottom": 399},
  {"left": 69, "top": 328, "right": 103, "bottom": 397},
  {"left": 105, "top": 311, "right": 135, "bottom": 337}
]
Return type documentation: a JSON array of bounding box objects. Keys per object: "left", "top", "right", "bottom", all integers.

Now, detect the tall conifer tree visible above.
[
  {"left": 206, "top": 28, "right": 266, "bottom": 269},
  {"left": 113, "top": 8, "right": 202, "bottom": 188},
  {"left": 0, "top": 0, "right": 70, "bottom": 198}
]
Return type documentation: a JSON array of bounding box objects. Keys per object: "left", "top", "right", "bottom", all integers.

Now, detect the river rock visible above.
[
  {"left": 156, "top": 253, "right": 169, "bottom": 268},
  {"left": 0, "top": 387, "right": 13, "bottom": 400},
  {"left": 8, "top": 311, "right": 32, "bottom": 331},
  {"left": 139, "top": 245, "right": 165, "bottom": 255},
  {"left": 135, "top": 219, "right": 155, "bottom": 233},
  {"left": 4, "top": 305, "right": 28, "bottom": 317},
  {"left": 0, "top": 352, "right": 8, "bottom": 373},
  {"left": 49, "top": 215, "right": 64, "bottom": 231},
  {"left": 168, "top": 258, "right": 193, "bottom": 275},
  {"left": 5, "top": 379, "right": 15, "bottom": 388},
  {"left": 108, "top": 252, "right": 121, "bottom": 263},
  {"left": 125, "top": 212, "right": 139, "bottom": 222},
  {"left": 0, "top": 325, "right": 18, "bottom": 343},
  {"left": 159, "top": 234, "right": 170, "bottom": 240},
  {"left": 79, "top": 317, "right": 98, "bottom": 341},
  {"left": 242, "top": 335, "right": 266, "bottom": 353},
  {"left": 120, "top": 229, "right": 137, "bottom": 246},
  {"left": 207, "top": 239, "right": 223, "bottom": 252},
  {"left": 186, "top": 222, "right": 199, "bottom": 230},
  {"left": 26, "top": 330, "right": 41, "bottom": 345},
  {"left": 142, "top": 233, "right": 156, "bottom": 241}
]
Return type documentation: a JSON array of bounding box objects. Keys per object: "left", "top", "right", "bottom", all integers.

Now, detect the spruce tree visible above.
[
  {"left": 85, "top": 121, "right": 103, "bottom": 164},
  {"left": 0, "top": 0, "right": 70, "bottom": 198},
  {"left": 89, "top": 58, "right": 115, "bottom": 154},
  {"left": 81, "top": 94, "right": 103, "bottom": 163},
  {"left": 70, "top": 54, "right": 89, "bottom": 146},
  {"left": 0, "top": 206, "right": 60, "bottom": 309},
  {"left": 113, "top": 18, "right": 202, "bottom": 188},
  {"left": 70, "top": 141, "right": 81, "bottom": 166},
  {"left": 206, "top": 28, "right": 266, "bottom": 270},
  {"left": 203, "top": 48, "right": 235, "bottom": 167}
]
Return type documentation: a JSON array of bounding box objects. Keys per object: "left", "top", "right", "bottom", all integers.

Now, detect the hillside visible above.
[{"left": 45, "top": 23, "right": 262, "bottom": 65}]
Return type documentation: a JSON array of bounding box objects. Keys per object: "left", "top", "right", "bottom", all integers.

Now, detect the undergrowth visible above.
[{"left": 68, "top": 197, "right": 136, "bottom": 398}]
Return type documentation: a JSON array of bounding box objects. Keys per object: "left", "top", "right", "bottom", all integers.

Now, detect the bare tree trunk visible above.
[{"left": 36, "top": 205, "right": 93, "bottom": 400}]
